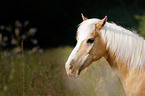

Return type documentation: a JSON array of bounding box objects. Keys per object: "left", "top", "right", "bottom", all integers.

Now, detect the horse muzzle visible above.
[{"left": 65, "top": 62, "right": 80, "bottom": 78}]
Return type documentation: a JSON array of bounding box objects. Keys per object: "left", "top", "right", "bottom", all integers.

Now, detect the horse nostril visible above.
[{"left": 69, "top": 65, "right": 74, "bottom": 70}]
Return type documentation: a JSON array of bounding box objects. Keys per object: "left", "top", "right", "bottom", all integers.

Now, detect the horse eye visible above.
[{"left": 87, "top": 38, "right": 94, "bottom": 44}]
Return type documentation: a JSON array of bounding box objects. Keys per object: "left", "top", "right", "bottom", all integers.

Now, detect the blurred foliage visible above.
[
  {"left": 0, "top": 47, "right": 125, "bottom": 96},
  {"left": 135, "top": 14, "right": 145, "bottom": 37},
  {"left": 0, "top": 20, "right": 43, "bottom": 55},
  {"left": 0, "top": 20, "right": 37, "bottom": 49}
]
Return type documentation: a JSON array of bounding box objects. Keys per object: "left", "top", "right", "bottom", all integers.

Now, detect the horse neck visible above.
[
  {"left": 101, "top": 24, "right": 145, "bottom": 73},
  {"left": 104, "top": 51, "right": 129, "bottom": 80},
  {"left": 105, "top": 50, "right": 145, "bottom": 81}
]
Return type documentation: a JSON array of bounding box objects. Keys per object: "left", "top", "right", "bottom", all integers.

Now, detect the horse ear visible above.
[
  {"left": 81, "top": 13, "right": 88, "bottom": 21},
  {"left": 96, "top": 16, "right": 107, "bottom": 30}
]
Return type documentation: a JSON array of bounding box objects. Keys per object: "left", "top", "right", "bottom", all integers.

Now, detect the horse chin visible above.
[
  {"left": 72, "top": 74, "right": 79, "bottom": 78},
  {"left": 67, "top": 72, "right": 79, "bottom": 78}
]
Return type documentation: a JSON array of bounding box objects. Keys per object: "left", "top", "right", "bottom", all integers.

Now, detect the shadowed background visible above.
[{"left": 0, "top": 0, "right": 145, "bottom": 48}]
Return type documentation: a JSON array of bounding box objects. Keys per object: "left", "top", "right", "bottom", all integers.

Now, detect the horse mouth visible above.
[
  {"left": 66, "top": 57, "right": 92, "bottom": 78},
  {"left": 78, "top": 57, "right": 92, "bottom": 75},
  {"left": 67, "top": 71, "right": 79, "bottom": 78},
  {"left": 78, "top": 64, "right": 84, "bottom": 75},
  {"left": 67, "top": 64, "right": 87, "bottom": 78},
  {"left": 68, "top": 74, "right": 79, "bottom": 78},
  {"left": 70, "top": 68, "right": 82, "bottom": 78}
]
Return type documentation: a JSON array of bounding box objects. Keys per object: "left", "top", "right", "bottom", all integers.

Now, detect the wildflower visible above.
[
  {"left": 27, "top": 51, "right": 32, "bottom": 55},
  {"left": 0, "top": 20, "right": 39, "bottom": 53},
  {"left": 17, "top": 22, "right": 22, "bottom": 27},
  {"left": 39, "top": 48, "right": 44, "bottom": 54},
  {"left": 21, "top": 34, "right": 26, "bottom": 39},
  {"left": 3, "top": 36, "right": 8, "bottom": 41},
  {"left": 24, "top": 20, "right": 29, "bottom": 27},
  {"left": 32, "top": 39, "right": 38, "bottom": 45},
  {"left": 4, "top": 52, "right": 11, "bottom": 57},
  {"left": 15, "top": 28, "right": 19, "bottom": 36},
  {"left": 15, "top": 20, "right": 22, "bottom": 27},
  {"left": 11, "top": 39, "right": 17, "bottom": 45},
  {"left": 47, "top": 83, "right": 51, "bottom": 88},
  {"left": 29, "top": 28, "right": 37, "bottom": 36},
  {"left": 13, "top": 47, "right": 21, "bottom": 53},
  {"left": 0, "top": 25, "right": 5, "bottom": 30},
  {"left": 32, "top": 46, "right": 39, "bottom": 53}
]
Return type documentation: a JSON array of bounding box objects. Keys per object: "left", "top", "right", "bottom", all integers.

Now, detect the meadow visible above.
[
  {"left": 0, "top": 1, "right": 145, "bottom": 95},
  {"left": 0, "top": 47, "right": 125, "bottom": 96}
]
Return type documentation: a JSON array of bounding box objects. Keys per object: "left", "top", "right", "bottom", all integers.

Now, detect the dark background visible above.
[{"left": 0, "top": 0, "right": 145, "bottom": 48}]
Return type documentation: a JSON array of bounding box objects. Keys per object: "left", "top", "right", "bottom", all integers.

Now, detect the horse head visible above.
[{"left": 65, "top": 14, "right": 107, "bottom": 77}]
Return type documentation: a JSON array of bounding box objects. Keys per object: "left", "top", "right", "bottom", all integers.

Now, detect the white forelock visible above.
[
  {"left": 77, "top": 19, "right": 100, "bottom": 41},
  {"left": 77, "top": 18, "right": 145, "bottom": 72}
]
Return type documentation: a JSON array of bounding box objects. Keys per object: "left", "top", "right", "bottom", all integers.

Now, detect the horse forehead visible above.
[
  {"left": 77, "top": 26, "right": 94, "bottom": 41},
  {"left": 77, "top": 19, "right": 99, "bottom": 40}
]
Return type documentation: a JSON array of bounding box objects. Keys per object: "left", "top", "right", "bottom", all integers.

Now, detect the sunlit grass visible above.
[{"left": 0, "top": 47, "right": 125, "bottom": 96}]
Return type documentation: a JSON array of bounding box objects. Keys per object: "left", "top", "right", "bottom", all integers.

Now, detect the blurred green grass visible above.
[{"left": 0, "top": 47, "right": 125, "bottom": 96}]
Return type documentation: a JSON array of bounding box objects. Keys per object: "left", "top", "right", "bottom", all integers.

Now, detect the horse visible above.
[{"left": 65, "top": 14, "right": 145, "bottom": 96}]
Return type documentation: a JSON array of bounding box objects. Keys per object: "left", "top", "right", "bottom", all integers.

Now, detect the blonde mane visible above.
[{"left": 77, "top": 19, "right": 145, "bottom": 72}]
